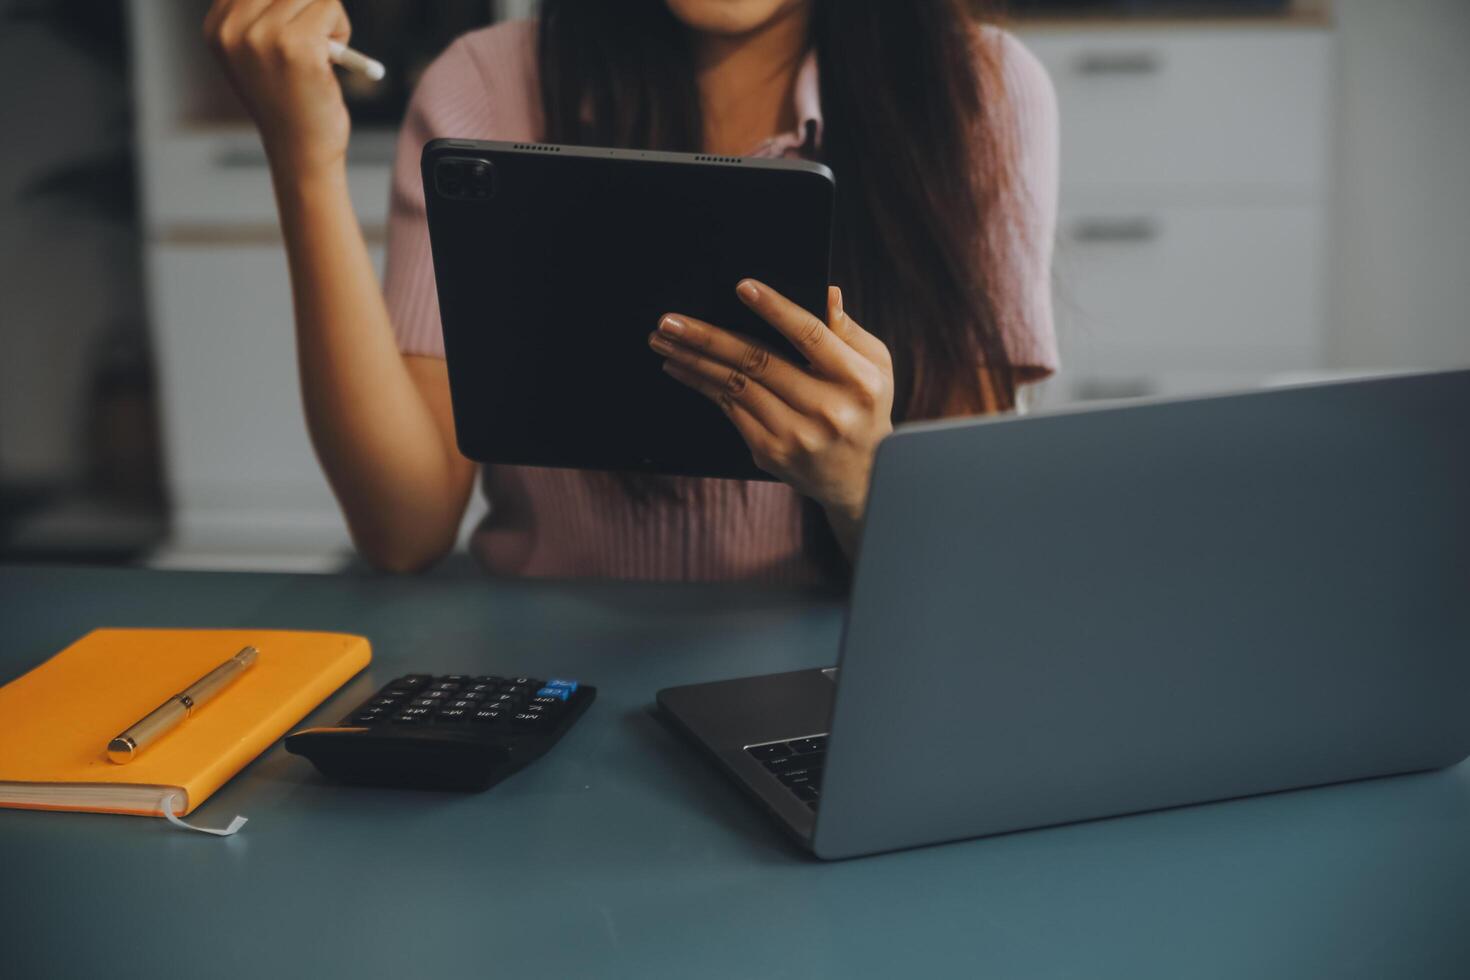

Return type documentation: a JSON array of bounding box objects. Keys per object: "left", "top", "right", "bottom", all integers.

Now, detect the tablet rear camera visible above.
[{"left": 436, "top": 157, "right": 495, "bottom": 201}]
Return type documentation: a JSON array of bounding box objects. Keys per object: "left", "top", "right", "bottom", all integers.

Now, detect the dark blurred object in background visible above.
[
  {"left": 335, "top": 1, "right": 494, "bottom": 125},
  {"left": 1, "top": 0, "right": 164, "bottom": 563},
  {"left": 87, "top": 322, "right": 165, "bottom": 508},
  {"left": 1007, "top": 0, "right": 1290, "bottom": 14}
]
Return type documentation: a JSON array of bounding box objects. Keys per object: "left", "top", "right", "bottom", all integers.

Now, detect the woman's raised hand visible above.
[
  {"left": 203, "top": 0, "right": 353, "bottom": 177},
  {"left": 650, "top": 280, "right": 896, "bottom": 549}
]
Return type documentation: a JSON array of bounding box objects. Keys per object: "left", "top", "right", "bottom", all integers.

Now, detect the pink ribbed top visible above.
[{"left": 383, "top": 19, "right": 1059, "bottom": 583}]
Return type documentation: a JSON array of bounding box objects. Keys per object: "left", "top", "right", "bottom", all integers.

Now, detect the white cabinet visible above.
[
  {"left": 146, "top": 244, "right": 371, "bottom": 566},
  {"left": 1017, "top": 25, "right": 1333, "bottom": 405},
  {"left": 1056, "top": 202, "right": 1326, "bottom": 366},
  {"left": 1029, "top": 29, "right": 1331, "bottom": 195}
]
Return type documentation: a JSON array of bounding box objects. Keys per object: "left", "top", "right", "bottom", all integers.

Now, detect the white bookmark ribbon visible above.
[{"left": 161, "top": 792, "right": 248, "bottom": 837}]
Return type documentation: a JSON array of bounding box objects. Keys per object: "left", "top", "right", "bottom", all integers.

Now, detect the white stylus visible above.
[{"left": 327, "top": 40, "right": 386, "bottom": 81}]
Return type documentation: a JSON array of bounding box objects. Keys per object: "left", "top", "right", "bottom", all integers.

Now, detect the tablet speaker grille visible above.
[
  {"left": 511, "top": 143, "right": 561, "bottom": 153},
  {"left": 693, "top": 155, "right": 743, "bottom": 164}
]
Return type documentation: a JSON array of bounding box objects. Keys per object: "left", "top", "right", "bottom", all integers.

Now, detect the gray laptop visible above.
[{"left": 656, "top": 369, "right": 1470, "bottom": 859}]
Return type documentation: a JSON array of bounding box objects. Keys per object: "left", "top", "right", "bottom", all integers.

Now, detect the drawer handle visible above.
[
  {"left": 1074, "top": 51, "right": 1162, "bottom": 76},
  {"left": 1071, "top": 218, "right": 1160, "bottom": 244}
]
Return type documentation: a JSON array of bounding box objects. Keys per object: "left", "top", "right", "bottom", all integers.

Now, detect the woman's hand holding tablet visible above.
[
  {"left": 421, "top": 139, "right": 837, "bottom": 486},
  {"left": 650, "top": 279, "right": 895, "bottom": 552}
]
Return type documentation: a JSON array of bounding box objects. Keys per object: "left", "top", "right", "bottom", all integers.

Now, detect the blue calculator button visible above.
[
  {"left": 536, "top": 686, "right": 570, "bottom": 701},
  {"left": 545, "top": 679, "right": 579, "bottom": 692}
]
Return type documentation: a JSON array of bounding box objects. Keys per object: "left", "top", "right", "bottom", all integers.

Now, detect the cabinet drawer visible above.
[
  {"left": 1018, "top": 28, "right": 1330, "bottom": 195},
  {"left": 140, "top": 131, "right": 393, "bottom": 231},
  {"left": 1052, "top": 203, "right": 1325, "bottom": 375},
  {"left": 148, "top": 244, "right": 381, "bottom": 533}
]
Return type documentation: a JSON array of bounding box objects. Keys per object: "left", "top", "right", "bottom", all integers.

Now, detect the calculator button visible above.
[
  {"left": 351, "top": 710, "right": 388, "bottom": 725},
  {"left": 392, "top": 710, "right": 430, "bottom": 723},
  {"left": 440, "top": 675, "right": 472, "bottom": 684},
  {"left": 528, "top": 696, "right": 564, "bottom": 711},
  {"left": 510, "top": 677, "right": 542, "bottom": 688},
  {"left": 501, "top": 684, "right": 530, "bottom": 697},
  {"left": 465, "top": 683, "right": 497, "bottom": 694},
  {"left": 426, "top": 681, "right": 461, "bottom": 693},
  {"left": 748, "top": 743, "right": 790, "bottom": 761},
  {"left": 445, "top": 699, "right": 478, "bottom": 711},
  {"left": 512, "top": 711, "right": 548, "bottom": 731},
  {"left": 487, "top": 692, "right": 519, "bottom": 705},
  {"left": 535, "top": 686, "right": 570, "bottom": 701},
  {"left": 397, "top": 675, "right": 432, "bottom": 689},
  {"left": 544, "top": 679, "right": 579, "bottom": 693},
  {"left": 418, "top": 690, "right": 451, "bottom": 701},
  {"left": 471, "top": 707, "right": 507, "bottom": 724},
  {"left": 367, "top": 697, "right": 401, "bottom": 709},
  {"left": 437, "top": 707, "right": 472, "bottom": 721},
  {"left": 473, "top": 676, "right": 504, "bottom": 685},
  {"left": 457, "top": 690, "right": 487, "bottom": 702}
]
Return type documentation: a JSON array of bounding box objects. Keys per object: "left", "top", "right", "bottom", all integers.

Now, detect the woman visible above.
[{"left": 204, "top": 0, "right": 1057, "bottom": 583}]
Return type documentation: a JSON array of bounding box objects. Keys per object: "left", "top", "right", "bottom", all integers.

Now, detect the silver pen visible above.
[{"left": 106, "top": 646, "right": 259, "bottom": 764}]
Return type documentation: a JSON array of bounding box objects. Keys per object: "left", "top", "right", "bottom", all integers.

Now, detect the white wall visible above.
[{"left": 1327, "top": 0, "right": 1470, "bottom": 369}]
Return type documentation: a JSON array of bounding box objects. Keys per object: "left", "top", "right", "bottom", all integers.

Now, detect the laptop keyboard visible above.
[{"left": 746, "top": 734, "right": 828, "bottom": 810}]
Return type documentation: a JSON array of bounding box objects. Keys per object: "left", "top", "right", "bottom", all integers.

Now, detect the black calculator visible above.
[{"left": 285, "top": 673, "right": 595, "bottom": 791}]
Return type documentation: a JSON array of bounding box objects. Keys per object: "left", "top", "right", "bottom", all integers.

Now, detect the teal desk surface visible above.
[{"left": 2, "top": 565, "right": 1468, "bottom": 979}]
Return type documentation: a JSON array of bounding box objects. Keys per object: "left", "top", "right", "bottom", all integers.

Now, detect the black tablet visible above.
[{"left": 420, "top": 138, "right": 834, "bottom": 481}]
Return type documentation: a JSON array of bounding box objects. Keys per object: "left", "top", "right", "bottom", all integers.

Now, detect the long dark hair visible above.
[{"left": 537, "top": 0, "right": 1019, "bottom": 420}]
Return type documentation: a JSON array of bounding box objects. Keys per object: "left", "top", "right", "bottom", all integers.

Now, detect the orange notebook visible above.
[{"left": 0, "top": 628, "right": 370, "bottom": 818}]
